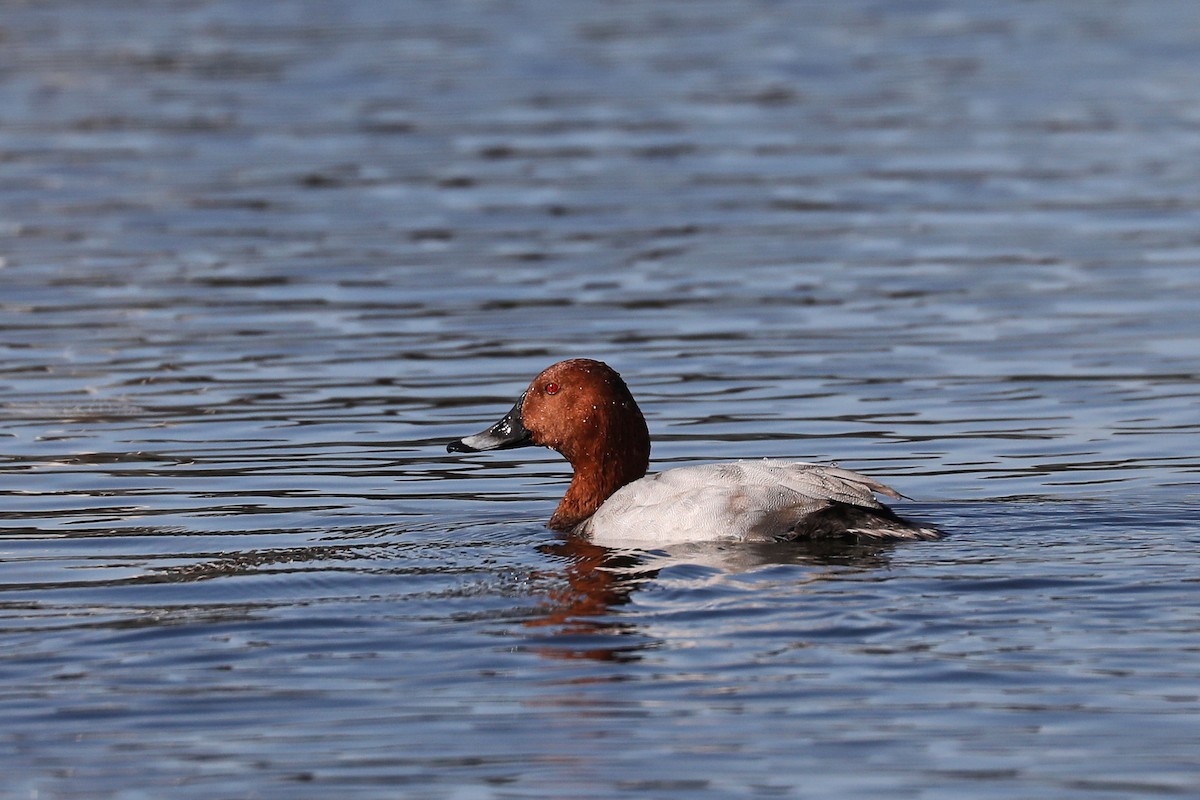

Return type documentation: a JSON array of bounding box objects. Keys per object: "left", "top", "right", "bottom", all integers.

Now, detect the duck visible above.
[{"left": 447, "top": 359, "right": 940, "bottom": 546}]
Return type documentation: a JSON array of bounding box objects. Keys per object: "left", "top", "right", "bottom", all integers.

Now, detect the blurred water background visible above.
[{"left": 2, "top": 1, "right": 1199, "bottom": 797}]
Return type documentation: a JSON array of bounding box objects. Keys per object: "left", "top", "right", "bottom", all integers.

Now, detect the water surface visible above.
[{"left": 3, "top": 1, "right": 1200, "bottom": 798}]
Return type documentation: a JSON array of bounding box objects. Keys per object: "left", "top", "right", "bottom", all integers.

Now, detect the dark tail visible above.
[{"left": 783, "top": 501, "right": 942, "bottom": 543}]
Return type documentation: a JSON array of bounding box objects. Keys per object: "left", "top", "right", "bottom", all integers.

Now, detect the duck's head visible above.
[
  {"left": 447, "top": 359, "right": 651, "bottom": 529},
  {"left": 448, "top": 358, "right": 648, "bottom": 461}
]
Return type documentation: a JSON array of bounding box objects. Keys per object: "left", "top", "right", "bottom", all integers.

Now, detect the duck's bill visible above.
[{"left": 446, "top": 393, "right": 534, "bottom": 453}]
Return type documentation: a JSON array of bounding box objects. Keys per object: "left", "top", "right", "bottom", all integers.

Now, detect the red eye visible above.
[{"left": 545, "top": 382, "right": 560, "bottom": 395}]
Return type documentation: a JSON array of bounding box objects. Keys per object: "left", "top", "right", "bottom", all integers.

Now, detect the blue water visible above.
[{"left": 3, "top": 1, "right": 1200, "bottom": 798}]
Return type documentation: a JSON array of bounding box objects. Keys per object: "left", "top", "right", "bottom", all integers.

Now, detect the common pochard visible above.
[{"left": 447, "top": 359, "right": 940, "bottom": 545}]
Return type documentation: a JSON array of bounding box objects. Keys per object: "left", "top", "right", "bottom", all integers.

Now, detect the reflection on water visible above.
[
  {"left": 528, "top": 537, "right": 902, "bottom": 662},
  {"left": 3, "top": 0, "right": 1200, "bottom": 797}
]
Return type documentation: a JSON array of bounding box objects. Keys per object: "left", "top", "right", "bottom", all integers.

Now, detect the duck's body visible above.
[
  {"left": 578, "top": 460, "right": 937, "bottom": 546},
  {"left": 447, "top": 359, "right": 940, "bottom": 545}
]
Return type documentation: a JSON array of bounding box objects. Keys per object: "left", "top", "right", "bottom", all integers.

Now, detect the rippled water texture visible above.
[{"left": 3, "top": 1, "right": 1200, "bottom": 798}]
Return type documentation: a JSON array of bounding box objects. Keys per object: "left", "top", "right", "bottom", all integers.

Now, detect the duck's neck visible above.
[{"left": 548, "top": 426, "right": 649, "bottom": 532}]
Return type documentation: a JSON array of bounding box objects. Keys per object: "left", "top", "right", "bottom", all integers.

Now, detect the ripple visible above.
[{"left": 3, "top": 0, "right": 1200, "bottom": 798}]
